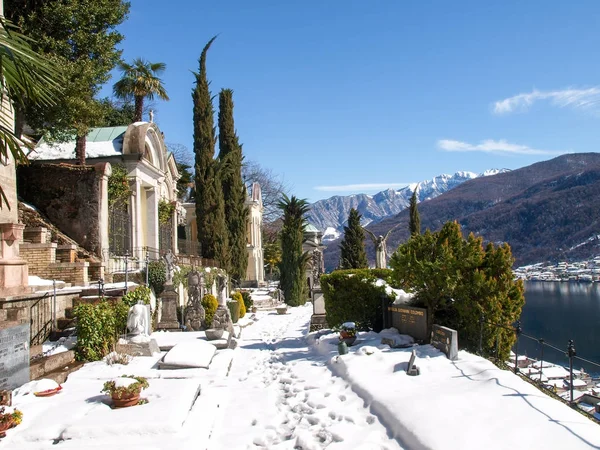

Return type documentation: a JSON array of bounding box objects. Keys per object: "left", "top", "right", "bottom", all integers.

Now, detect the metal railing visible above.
[
  {"left": 30, "top": 292, "right": 53, "bottom": 346},
  {"left": 177, "top": 238, "right": 200, "bottom": 256},
  {"left": 479, "top": 317, "right": 600, "bottom": 407}
]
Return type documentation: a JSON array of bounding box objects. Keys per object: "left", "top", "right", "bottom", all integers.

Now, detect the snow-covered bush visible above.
[{"left": 320, "top": 269, "right": 396, "bottom": 332}]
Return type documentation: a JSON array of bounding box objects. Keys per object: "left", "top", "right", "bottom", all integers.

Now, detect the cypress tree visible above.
[
  {"left": 339, "top": 208, "right": 368, "bottom": 269},
  {"left": 218, "top": 89, "right": 248, "bottom": 282},
  {"left": 193, "top": 36, "right": 229, "bottom": 268},
  {"left": 278, "top": 195, "right": 310, "bottom": 306},
  {"left": 409, "top": 190, "right": 421, "bottom": 236}
]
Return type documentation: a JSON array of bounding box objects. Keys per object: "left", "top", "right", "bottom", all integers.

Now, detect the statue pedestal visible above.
[
  {"left": 157, "top": 284, "right": 180, "bottom": 331},
  {"left": 0, "top": 223, "right": 31, "bottom": 297},
  {"left": 116, "top": 335, "right": 160, "bottom": 357}
]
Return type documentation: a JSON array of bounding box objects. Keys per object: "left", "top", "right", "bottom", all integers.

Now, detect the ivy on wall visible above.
[
  {"left": 108, "top": 164, "right": 132, "bottom": 208},
  {"left": 158, "top": 199, "right": 176, "bottom": 225}
]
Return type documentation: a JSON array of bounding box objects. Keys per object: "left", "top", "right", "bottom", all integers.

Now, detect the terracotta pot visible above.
[
  {"left": 0, "top": 418, "right": 14, "bottom": 438},
  {"left": 340, "top": 336, "right": 356, "bottom": 346},
  {"left": 111, "top": 391, "right": 140, "bottom": 408}
]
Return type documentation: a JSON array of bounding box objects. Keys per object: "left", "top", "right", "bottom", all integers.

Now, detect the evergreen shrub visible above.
[
  {"left": 121, "top": 286, "right": 151, "bottom": 308},
  {"left": 320, "top": 269, "right": 396, "bottom": 332},
  {"left": 232, "top": 291, "right": 245, "bottom": 318},
  {"left": 241, "top": 290, "right": 253, "bottom": 311},
  {"left": 145, "top": 261, "right": 166, "bottom": 295},
  {"left": 201, "top": 294, "right": 219, "bottom": 328},
  {"left": 74, "top": 300, "right": 129, "bottom": 361}
]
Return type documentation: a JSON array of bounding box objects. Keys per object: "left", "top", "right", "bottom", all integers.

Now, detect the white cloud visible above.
[
  {"left": 437, "top": 139, "right": 565, "bottom": 156},
  {"left": 493, "top": 87, "right": 600, "bottom": 114},
  {"left": 314, "top": 183, "right": 408, "bottom": 192}
]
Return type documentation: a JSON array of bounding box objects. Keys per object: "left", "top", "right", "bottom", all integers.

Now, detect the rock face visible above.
[
  {"left": 307, "top": 170, "right": 506, "bottom": 239},
  {"left": 323, "top": 153, "right": 600, "bottom": 270}
]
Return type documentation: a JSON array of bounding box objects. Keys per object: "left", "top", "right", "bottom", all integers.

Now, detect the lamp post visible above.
[
  {"left": 124, "top": 249, "right": 129, "bottom": 291},
  {"left": 145, "top": 251, "right": 150, "bottom": 287}
]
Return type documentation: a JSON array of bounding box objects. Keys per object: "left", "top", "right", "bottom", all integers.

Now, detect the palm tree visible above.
[
  {"left": 113, "top": 58, "right": 169, "bottom": 123},
  {"left": 0, "top": 16, "right": 60, "bottom": 208}
]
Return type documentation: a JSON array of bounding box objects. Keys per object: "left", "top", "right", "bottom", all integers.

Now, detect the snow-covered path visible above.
[{"left": 208, "top": 304, "right": 403, "bottom": 449}]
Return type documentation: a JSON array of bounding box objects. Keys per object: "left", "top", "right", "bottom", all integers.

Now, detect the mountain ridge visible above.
[
  {"left": 308, "top": 169, "right": 508, "bottom": 239},
  {"left": 322, "top": 153, "right": 600, "bottom": 271}
]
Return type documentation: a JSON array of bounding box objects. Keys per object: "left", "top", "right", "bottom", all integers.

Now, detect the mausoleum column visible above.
[
  {"left": 146, "top": 187, "right": 159, "bottom": 256},
  {"left": 131, "top": 178, "right": 142, "bottom": 259}
]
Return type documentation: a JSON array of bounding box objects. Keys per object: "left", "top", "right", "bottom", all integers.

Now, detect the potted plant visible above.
[
  {"left": 339, "top": 322, "right": 357, "bottom": 346},
  {"left": 0, "top": 406, "right": 22, "bottom": 438},
  {"left": 102, "top": 375, "right": 149, "bottom": 408}
]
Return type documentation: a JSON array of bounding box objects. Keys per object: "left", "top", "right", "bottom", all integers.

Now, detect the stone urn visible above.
[
  {"left": 205, "top": 328, "right": 224, "bottom": 340},
  {"left": 276, "top": 305, "right": 287, "bottom": 315}
]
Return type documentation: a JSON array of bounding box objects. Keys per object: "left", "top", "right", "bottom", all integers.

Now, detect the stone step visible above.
[
  {"left": 56, "top": 317, "right": 75, "bottom": 330},
  {"left": 30, "top": 349, "right": 76, "bottom": 380},
  {"left": 79, "top": 287, "right": 126, "bottom": 298},
  {"left": 35, "top": 360, "right": 85, "bottom": 385}
]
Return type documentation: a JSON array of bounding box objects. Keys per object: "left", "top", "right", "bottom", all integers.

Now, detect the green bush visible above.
[
  {"left": 145, "top": 261, "right": 166, "bottom": 295},
  {"left": 232, "top": 291, "right": 245, "bottom": 318},
  {"left": 227, "top": 299, "right": 240, "bottom": 323},
  {"left": 201, "top": 294, "right": 218, "bottom": 328},
  {"left": 74, "top": 300, "right": 129, "bottom": 361},
  {"left": 241, "top": 290, "right": 253, "bottom": 311},
  {"left": 173, "top": 265, "right": 193, "bottom": 288},
  {"left": 121, "top": 286, "right": 151, "bottom": 308},
  {"left": 320, "top": 269, "right": 396, "bottom": 332}
]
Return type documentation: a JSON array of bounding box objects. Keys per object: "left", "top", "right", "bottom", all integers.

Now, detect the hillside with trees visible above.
[{"left": 324, "top": 153, "right": 600, "bottom": 270}]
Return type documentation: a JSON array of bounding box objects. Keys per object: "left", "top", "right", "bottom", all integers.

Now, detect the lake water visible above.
[{"left": 517, "top": 281, "right": 600, "bottom": 375}]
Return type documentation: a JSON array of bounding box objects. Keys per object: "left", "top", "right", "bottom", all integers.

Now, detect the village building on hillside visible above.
[
  {"left": 182, "top": 182, "right": 265, "bottom": 286},
  {"left": 21, "top": 122, "right": 182, "bottom": 274}
]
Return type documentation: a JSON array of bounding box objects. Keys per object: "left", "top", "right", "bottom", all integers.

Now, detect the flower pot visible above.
[
  {"left": 111, "top": 391, "right": 140, "bottom": 408},
  {"left": 205, "top": 328, "right": 224, "bottom": 340},
  {"left": 276, "top": 306, "right": 287, "bottom": 315},
  {"left": 227, "top": 300, "right": 240, "bottom": 324},
  {"left": 0, "top": 418, "right": 14, "bottom": 438}
]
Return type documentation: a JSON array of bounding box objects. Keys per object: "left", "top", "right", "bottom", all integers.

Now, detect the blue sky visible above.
[{"left": 100, "top": 1, "right": 600, "bottom": 202}]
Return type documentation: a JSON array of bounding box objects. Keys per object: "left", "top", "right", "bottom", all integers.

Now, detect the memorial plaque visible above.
[
  {"left": 431, "top": 324, "right": 458, "bottom": 361},
  {"left": 388, "top": 305, "right": 428, "bottom": 341},
  {"left": 0, "top": 323, "right": 30, "bottom": 390}
]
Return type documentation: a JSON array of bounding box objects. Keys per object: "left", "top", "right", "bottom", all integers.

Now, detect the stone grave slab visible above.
[
  {"left": 431, "top": 324, "right": 458, "bottom": 361},
  {"left": 0, "top": 323, "right": 30, "bottom": 390},
  {"left": 388, "top": 305, "right": 428, "bottom": 342}
]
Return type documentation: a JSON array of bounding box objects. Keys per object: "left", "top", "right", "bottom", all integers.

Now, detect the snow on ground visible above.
[
  {"left": 4, "top": 305, "right": 600, "bottom": 449},
  {"left": 41, "top": 335, "right": 77, "bottom": 356},
  {"left": 28, "top": 276, "right": 55, "bottom": 286}
]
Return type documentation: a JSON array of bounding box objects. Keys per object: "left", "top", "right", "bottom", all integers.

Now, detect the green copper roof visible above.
[
  {"left": 86, "top": 126, "right": 128, "bottom": 142},
  {"left": 305, "top": 224, "right": 320, "bottom": 233}
]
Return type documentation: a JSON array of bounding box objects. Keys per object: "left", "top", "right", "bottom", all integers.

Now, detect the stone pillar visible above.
[
  {"left": 171, "top": 207, "right": 178, "bottom": 255},
  {"left": 0, "top": 223, "right": 29, "bottom": 296},
  {"left": 146, "top": 187, "right": 159, "bottom": 254},
  {"left": 96, "top": 163, "right": 111, "bottom": 264},
  {"left": 132, "top": 178, "right": 142, "bottom": 259}
]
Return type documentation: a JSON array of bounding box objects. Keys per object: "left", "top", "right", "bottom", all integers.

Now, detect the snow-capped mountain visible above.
[{"left": 310, "top": 169, "right": 509, "bottom": 239}]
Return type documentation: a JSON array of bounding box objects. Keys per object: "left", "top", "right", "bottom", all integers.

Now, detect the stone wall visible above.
[{"left": 18, "top": 163, "right": 103, "bottom": 256}]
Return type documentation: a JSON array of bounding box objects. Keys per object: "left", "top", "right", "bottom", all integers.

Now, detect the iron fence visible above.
[
  {"left": 177, "top": 238, "right": 200, "bottom": 256},
  {"left": 30, "top": 292, "right": 52, "bottom": 346},
  {"left": 108, "top": 207, "right": 131, "bottom": 256},
  {"left": 479, "top": 317, "right": 600, "bottom": 408},
  {"left": 159, "top": 218, "right": 173, "bottom": 255}
]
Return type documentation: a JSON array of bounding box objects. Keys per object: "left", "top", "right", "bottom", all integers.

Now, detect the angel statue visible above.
[{"left": 363, "top": 223, "right": 401, "bottom": 268}]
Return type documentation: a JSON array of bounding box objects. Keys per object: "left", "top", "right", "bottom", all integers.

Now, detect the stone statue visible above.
[
  {"left": 149, "top": 109, "right": 154, "bottom": 123},
  {"left": 363, "top": 224, "right": 401, "bottom": 269},
  {"left": 163, "top": 250, "right": 175, "bottom": 284},
  {"left": 126, "top": 303, "right": 150, "bottom": 336},
  {"left": 217, "top": 274, "right": 227, "bottom": 306},
  {"left": 184, "top": 269, "right": 205, "bottom": 331}
]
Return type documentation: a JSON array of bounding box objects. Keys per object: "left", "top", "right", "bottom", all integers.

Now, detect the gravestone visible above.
[
  {"left": 0, "top": 323, "right": 30, "bottom": 390},
  {"left": 157, "top": 284, "right": 181, "bottom": 331},
  {"left": 431, "top": 324, "right": 458, "bottom": 361},
  {"left": 388, "top": 305, "right": 428, "bottom": 342},
  {"left": 406, "top": 349, "right": 420, "bottom": 376}
]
